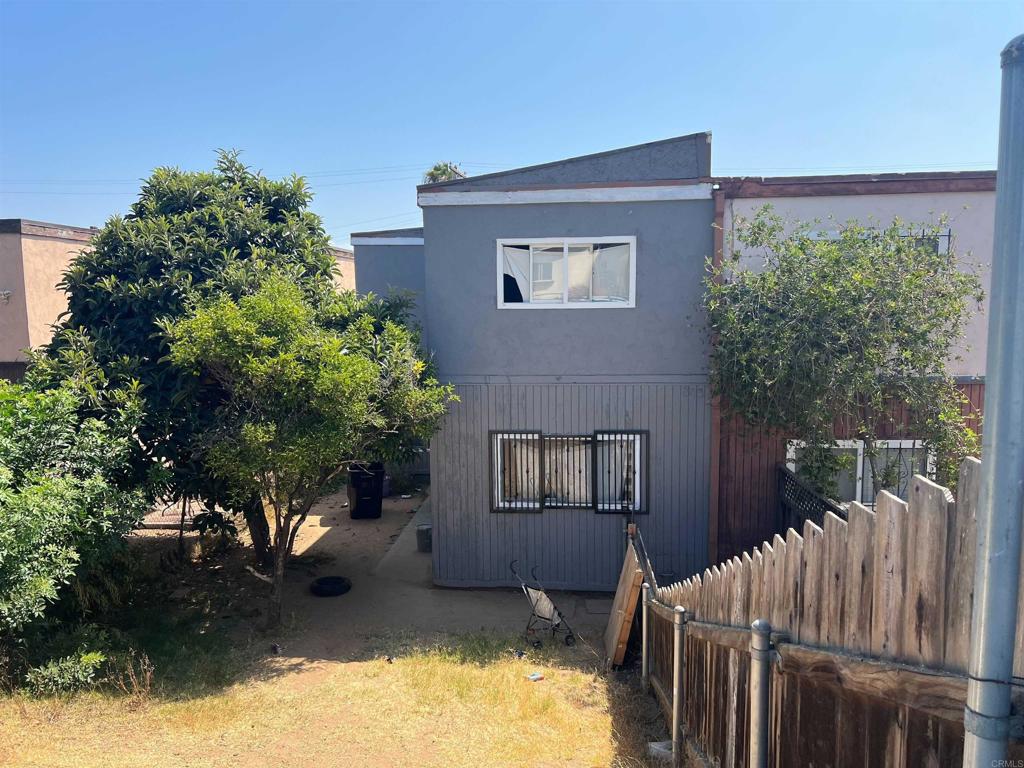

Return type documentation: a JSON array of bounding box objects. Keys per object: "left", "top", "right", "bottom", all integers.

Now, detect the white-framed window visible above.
[
  {"left": 785, "top": 439, "right": 936, "bottom": 506},
  {"left": 490, "top": 430, "right": 647, "bottom": 512},
  {"left": 496, "top": 237, "right": 636, "bottom": 308}
]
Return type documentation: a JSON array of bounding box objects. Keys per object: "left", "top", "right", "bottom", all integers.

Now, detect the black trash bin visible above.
[{"left": 348, "top": 462, "right": 385, "bottom": 519}]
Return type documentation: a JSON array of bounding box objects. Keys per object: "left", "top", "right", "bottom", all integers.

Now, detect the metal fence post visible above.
[
  {"left": 963, "top": 32, "right": 1024, "bottom": 768},
  {"left": 672, "top": 605, "right": 687, "bottom": 765},
  {"left": 749, "top": 619, "right": 772, "bottom": 768},
  {"left": 641, "top": 583, "right": 651, "bottom": 690}
]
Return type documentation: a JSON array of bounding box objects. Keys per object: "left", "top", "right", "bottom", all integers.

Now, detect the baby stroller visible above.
[{"left": 510, "top": 560, "right": 576, "bottom": 648}]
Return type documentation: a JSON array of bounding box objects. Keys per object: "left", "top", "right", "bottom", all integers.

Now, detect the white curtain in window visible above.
[
  {"left": 502, "top": 246, "right": 530, "bottom": 302},
  {"left": 530, "top": 245, "right": 564, "bottom": 302},
  {"left": 567, "top": 245, "right": 594, "bottom": 302},
  {"left": 592, "top": 243, "right": 630, "bottom": 302}
]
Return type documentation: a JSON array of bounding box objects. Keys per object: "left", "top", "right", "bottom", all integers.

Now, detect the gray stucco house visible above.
[{"left": 353, "top": 133, "right": 715, "bottom": 590}]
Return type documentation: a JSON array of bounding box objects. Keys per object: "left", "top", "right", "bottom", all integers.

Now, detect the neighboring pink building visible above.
[{"left": 0, "top": 219, "right": 96, "bottom": 381}]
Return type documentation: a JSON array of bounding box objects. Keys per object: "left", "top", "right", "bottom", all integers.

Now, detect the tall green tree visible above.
[
  {"left": 31, "top": 152, "right": 342, "bottom": 565},
  {"left": 706, "top": 206, "right": 983, "bottom": 497},
  {"left": 423, "top": 161, "right": 466, "bottom": 183},
  {"left": 167, "top": 275, "right": 453, "bottom": 625}
]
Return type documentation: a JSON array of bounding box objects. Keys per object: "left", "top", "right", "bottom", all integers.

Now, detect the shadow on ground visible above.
[{"left": 13, "top": 486, "right": 666, "bottom": 766}]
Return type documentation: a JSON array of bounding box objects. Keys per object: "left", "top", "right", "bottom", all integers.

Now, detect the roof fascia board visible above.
[
  {"left": 418, "top": 182, "right": 714, "bottom": 207},
  {"left": 350, "top": 237, "right": 425, "bottom": 246}
]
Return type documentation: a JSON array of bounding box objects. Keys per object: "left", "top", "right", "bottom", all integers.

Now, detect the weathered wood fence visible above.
[{"left": 638, "top": 458, "right": 1024, "bottom": 767}]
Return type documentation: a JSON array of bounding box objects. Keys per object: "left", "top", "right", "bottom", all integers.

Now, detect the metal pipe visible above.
[
  {"left": 671, "top": 605, "right": 687, "bottom": 766},
  {"left": 963, "top": 33, "right": 1024, "bottom": 768},
  {"left": 749, "top": 619, "right": 772, "bottom": 768},
  {"left": 642, "top": 583, "right": 651, "bottom": 690}
]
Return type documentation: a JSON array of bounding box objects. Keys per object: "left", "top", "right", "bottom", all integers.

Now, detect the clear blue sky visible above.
[{"left": 1, "top": 1, "right": 1021, "bottom": 246}]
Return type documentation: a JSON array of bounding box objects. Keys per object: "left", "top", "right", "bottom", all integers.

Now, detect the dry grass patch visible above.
[{"left": 0, "top": 632, "right": 663, "bottom": 768}]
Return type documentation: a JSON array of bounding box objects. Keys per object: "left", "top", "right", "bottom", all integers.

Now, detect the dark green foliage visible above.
[
  {"left": 706, "top": 206, "right": 983, "bottom": 495},
  {"left": 190, "top": 511, "right": 238, "bottom": 538},
  {"left": 29, "top": 151, "right": 339, "bottom": 536}
]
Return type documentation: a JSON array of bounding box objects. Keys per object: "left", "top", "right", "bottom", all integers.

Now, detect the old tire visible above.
[{"left": 310, "top": 576, "right": 352, "bottom": 597}]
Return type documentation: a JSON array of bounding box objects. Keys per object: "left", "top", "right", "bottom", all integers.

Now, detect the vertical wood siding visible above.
[
  {"left": 431, "top": 381, "right": 711, "bottom": 590},
  {"left": 715, "top": 380, "right": 986, "bottom": 562}
]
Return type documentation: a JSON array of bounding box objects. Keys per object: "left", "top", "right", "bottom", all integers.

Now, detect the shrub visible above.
[
  {"left": 0, "top": 381, "right": 152, "bottom": 680},
  {"left": 24, "top": 650, "right": 107, "bottom": 696}
]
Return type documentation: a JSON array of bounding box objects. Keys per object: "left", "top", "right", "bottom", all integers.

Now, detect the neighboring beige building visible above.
[
  {"left": 331, "top": 245, "right": 355, "bottom": 291},
  {"left": 718, "top": 171, "right": 996, "bottom": 377},
  {"left": 0, "top": 219, "right": 95, "bottom": 380}
]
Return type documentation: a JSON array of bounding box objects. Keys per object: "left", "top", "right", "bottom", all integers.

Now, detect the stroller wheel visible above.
[
  {"left": 564, "top": 633, "right": 576, "bottom": 647},
  {"left": 531, "top": 638, "right": 543, "bottom": 649}
]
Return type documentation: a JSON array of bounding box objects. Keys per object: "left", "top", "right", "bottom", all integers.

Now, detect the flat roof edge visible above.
[
  {"left": 717, "top": 170, "right": 996, "bottom": 197},
  {"left": 0, "top": 218, "right": 98, "bottom": 241}
]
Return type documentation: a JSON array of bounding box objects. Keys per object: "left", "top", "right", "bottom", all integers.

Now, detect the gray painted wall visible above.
[
  {"left": 431, "top": 380, "right": 711, "bottom": 589},
  {"left": 353, "top": 243, "right": 427, "bottom": 331},
  {"left": 429, "top": 133, "right": 711, "bottom": 191},
  {"left": 422, "top": 199, "right": 714, "bottom": 379}
]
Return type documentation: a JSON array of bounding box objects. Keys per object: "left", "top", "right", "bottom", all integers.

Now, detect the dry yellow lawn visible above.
[
  {"left": 1, "top": 494, "right": 663, "bottom": 767},
  {"left": 0, "top": 635, "right": 660, "bottom": 768}
]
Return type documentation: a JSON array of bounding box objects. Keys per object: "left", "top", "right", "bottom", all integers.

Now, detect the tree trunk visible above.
[
  {"left": 177, "top": 497, "right": 189, "bottom": 557},
  {"left": 243, "top": 495, "right": 273, "bottom": 569},
  {"left": 267, "top": 518, "right": 290, "bottom": 628}
]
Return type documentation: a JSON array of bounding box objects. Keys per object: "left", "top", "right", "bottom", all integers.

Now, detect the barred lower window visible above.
[
  {"left": 490, "top": 430, "right": 647, "bottom": 513},
  {"left": 785, "top": 438, "right": 934, "bottom": 506}
]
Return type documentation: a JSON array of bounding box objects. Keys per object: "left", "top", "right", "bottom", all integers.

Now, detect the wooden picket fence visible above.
[{"left": 640, "top": 458, "right": 1024, "bottom": 767}]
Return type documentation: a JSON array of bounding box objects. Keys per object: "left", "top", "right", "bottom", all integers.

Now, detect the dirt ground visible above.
[{"left": 0, "top": 489, "right": 664, "bottom": 768}]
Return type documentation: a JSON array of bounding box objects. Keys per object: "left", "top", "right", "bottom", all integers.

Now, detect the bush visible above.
[
  {"left": 24, "top": 650, "right": 107, "bottom": 696},
  {"left": 0, "top": 381, "right": 153, "bottom": 684}
]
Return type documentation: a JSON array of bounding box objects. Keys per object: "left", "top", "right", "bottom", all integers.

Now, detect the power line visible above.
[
  {"left": 0, "top": 160, "right": 507, "bottom": 186},
  {"left": 325, "top": 211, "right": 421, "bottom": 231}
]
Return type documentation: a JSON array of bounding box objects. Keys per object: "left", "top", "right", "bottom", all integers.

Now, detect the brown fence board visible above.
[
  {"left": 844, "top": 502, "right": 876, "bottom": 654},
  {"left": 823, "top": 511, "right": 848, "bottom": 648},
  {"left": 799, "top": 519, "right": 824, "bottom": 645},
  {"left": 871, "top": 492, "right": 908, "bottom": 660},
  {"left": 945, "top": 457, "right": 979, "bottom": 673},
  {"left": 603, "top": 541, "right": 643, "bottom": 666},
  {"left": 904, "top": 476, "right": 953, "bottom": 667}
]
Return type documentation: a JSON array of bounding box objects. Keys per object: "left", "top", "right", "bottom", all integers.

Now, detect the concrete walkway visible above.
[{"left": 278, "top": 490, "right": 613, "bottom": 661}]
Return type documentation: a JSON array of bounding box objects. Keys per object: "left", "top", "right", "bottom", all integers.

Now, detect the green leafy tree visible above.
[
  {"left": 31, "top": 152, "right": 343, "bottom": 566},
  {"left": 706, "top": 206, "right": 983, "bottom": 498},
  {"left": 0, "top": 381, "right": 152, "bottom": 658},
  {"left": 423, "top": 161, "right": 466, "bottom": 183},
  {"left": 168, "top": 275, "right": 453, "bottom": 626}
]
